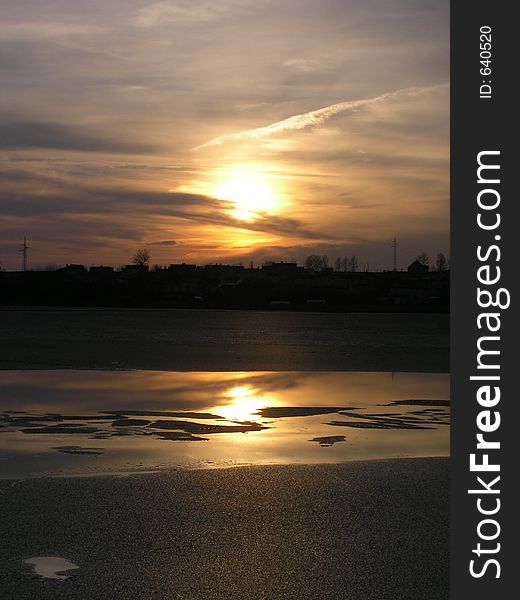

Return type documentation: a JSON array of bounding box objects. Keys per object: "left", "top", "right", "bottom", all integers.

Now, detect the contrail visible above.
[{"left": 194, "top": 83, "right": 447, "bottom": 150}]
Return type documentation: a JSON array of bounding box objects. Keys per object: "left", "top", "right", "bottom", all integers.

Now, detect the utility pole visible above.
[
  {"left": 392, "top": 237, "right": 398, "bottom": 271},
  {"left": 20, "top": 236, "right": 29, "bottom": 272}
]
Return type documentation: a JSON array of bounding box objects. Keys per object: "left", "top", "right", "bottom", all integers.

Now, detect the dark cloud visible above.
[
  {"left": 0, "top": 173, "right": 332, "bottom": 242},
  {"left": 0, "top": 121, "right": 160, "bottom": 154},
  {"left": 148, "top": 240, "right": 177, "bottom": 246}
]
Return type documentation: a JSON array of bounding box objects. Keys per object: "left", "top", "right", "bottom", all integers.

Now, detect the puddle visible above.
[
  {"left": 1, "top": 370, "right": 450, "bottom": 478},
  {"left": 23, "top": 556, "right": 79, "bottom": 580}
]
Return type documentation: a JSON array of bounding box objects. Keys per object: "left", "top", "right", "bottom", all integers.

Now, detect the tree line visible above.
[
  {"left": 303, "top": 252, "right": 450, "bottom": 272},
  {"left": 415, "top": 252, "right": 449, "bottom": 272},
  {"left": 131, "top": 248, "right": 449, "bottom": 273}
]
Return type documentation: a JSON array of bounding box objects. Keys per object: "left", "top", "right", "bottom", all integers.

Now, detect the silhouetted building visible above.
[
  {"left": 57, "top": 264, "right": 88, "bottom": 281},
  {"left": 59, "top": 264, "right": 87, "bottom": 274},
  {"left": 204, "top": 264, "right": 245, "bottom": 272},
  {"left": 120, "top": 264, "right": 149, "bottom": 279},
  {"left": 407, "top": 260, "right": 429, "bottom": 274},
  {"left": 90, "top": 265, "right": 114, "bottom": 275},
  {"left": 0, "top": 258, "right": 449, "bottom": 312},
  {"left": 261, "top": 262, "right": 303, "bottom": 276},
  {"left": 262, "top": 261, "right": 297, "bottom": 270},
  {"left": 168, "top": 263, "right": 198, "bottom": 272}
]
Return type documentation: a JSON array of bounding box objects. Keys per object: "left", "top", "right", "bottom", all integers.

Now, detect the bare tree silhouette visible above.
[
  {"left": 132, "top": 248, "right": 151, "bottom": 266},
  {"left": 436, "top": 253, "right": 447, "bottom": 271},
  {"left": 304, "top": 255, "right": 329, "bottom": 271},
  {"left": 416, "top": 252, "right": 429, "bottom": 266}
]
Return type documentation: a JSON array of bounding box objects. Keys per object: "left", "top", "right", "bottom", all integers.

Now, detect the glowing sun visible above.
[{"left": 212, "top": 170, "right": 278, "bottom": 221}]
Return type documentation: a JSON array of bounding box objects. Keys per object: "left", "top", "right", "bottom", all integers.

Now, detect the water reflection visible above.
[
  {"left": 219, "top": 385, "right": 267, "bottom": 422},
  {"left": 0, "top": 371, "right": 449, "bottom": 478}
]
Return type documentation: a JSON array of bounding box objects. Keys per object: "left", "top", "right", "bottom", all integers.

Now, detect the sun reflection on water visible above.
[
  {"left": 216, "top": 385, "right": 272, "bottom": 422},
  {"left": 0, "top": 371, "right": 450, "bottom": 478}
]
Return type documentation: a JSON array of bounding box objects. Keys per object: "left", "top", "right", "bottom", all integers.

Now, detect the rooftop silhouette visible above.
[{"left": 0, "top": 260, "right": 449, "bottom": 312}]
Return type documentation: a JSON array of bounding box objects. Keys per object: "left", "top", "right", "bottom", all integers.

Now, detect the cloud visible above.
[
  {"left": 0, "top": 121, "right": 159, "bottom": 154},
  {"left": 0, "top": 174, "right": 331, "bottom": 245},
  {"left": 134, "top": 1, "right": 269, "bottom": 27},
  {"left": 195, "top": 84, "right": 448, "bottom": 149},
  {"left": 282, "top": 58, "right": 322, "bottom": 73},
  {"left": 0, "top": 22, "right": 107, "bottom": 41},
  {"left": 148, "top": 240, "right": 177, "bottom": 246}
]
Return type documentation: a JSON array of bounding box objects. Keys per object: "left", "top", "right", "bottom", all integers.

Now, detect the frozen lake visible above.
[{"left": 0, "top": 308, "right": 449, "bottom": 372}]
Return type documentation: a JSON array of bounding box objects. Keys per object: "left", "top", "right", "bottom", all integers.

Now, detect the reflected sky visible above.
[{"left": 0, "top": 371, "right": 449, "bottom": 478}]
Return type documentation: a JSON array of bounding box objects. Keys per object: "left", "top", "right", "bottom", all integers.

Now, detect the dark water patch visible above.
[
  {"left": 21, "top": 424, "right": 102, "bottom": 435},
  {"left": 148, "top": 420, "right": 269, "bottom": 434},
  {"left": 112, "top": 418, "right": 151, "bottom": 427},
  {"left": 104, "top": 410, "right": 225, "bottom": 420},
  {"left": 338, "top": 410, "right": 449, "bottom": 428},
  {"left": 155, "top": 432, "right": 210, "bottom": 442},
  {"left": 92, "top": 428, "right": 152, "bottom": 438},
  {"left": 2, "top": 421, "right": 45, "bottom": 429},
  {"left": 53, "top": 446, "right": 105, "bottom": 455},
  {"left": 327, "top": 420, "right": 432, "bottom": 430},
  {"left": 1, "top": 413, "right": 112, "bottom": 426},
  {"left": 409, "top": 408, "right": 450, "bottom": 419},
  {"left": 382, "top": 399, "right": 450, "bottom": 407},
  {"left": 48, "top": 414, "right": 114, "bottom": 421},
  {"left": 258, "top": 406, "right": 357, "bottom": 418},
  {"left": 309, "top": 435, "right": 346, "bottom": 447},
  {"left": 1, "top": 414, "right": 60, "bottom": 425}
]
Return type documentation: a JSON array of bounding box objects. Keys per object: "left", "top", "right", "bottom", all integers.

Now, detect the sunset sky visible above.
[{"left": 0, "top": 0, "right": 449, "bottom": 271}]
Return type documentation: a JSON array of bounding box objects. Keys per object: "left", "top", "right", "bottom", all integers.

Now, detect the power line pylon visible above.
[{"left": 20, "top": 236, "right": 29, "bottom": 272}]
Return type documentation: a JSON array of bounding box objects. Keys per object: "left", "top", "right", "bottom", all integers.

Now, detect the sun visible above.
[{"left": 212, "top": 169, "right": 278, "bottom": 221}]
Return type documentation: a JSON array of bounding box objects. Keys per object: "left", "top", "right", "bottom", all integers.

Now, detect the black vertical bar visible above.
[{"left": 451, "top": 1, "right": 516, "bottom": 597}]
